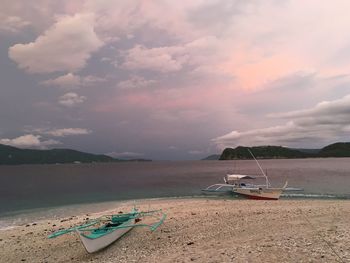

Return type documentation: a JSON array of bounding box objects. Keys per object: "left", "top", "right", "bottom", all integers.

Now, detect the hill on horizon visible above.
[
  {"left": 218, "top": 142, "right": 350, "bottom": 160},
  {"left": 0, "top": 144, "right": 119, "bottom": 165}
]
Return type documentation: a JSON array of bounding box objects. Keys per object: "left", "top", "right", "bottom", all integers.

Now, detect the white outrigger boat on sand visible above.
[
  {"left": 48, "top": 208, "right": 166, "bottom": 253},
  {"left": 202, "top": 149, "right": 302, "bottom": 200},
  {"left": 203, "top": 174, "right": 288, "bottom": 200}
]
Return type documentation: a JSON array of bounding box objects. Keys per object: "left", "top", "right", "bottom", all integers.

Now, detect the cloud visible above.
[
  {"left": 85, "top": 1, "right": 201, "bottom": 42},
  {"left": 121, "top": 45, "right": 185, "bottom": 73},
  {"left": 269, "top": 95, "right": 350, "bottom": 120},
  {"left": 82, "top": 75, "right": 107, "bottom": 86},
  {"left": 36, "top": 128, "right": 92, "bottom": 137},
  {"left": 0, "top": 134, "right": 60, "bottom": 149},
  {"left": 117, "top": 75, "right": 157, "bottom": 89},
  {"left": 106, "top": 151, "right": 144, "bottom": 159},
  {"left": 4, "top": 1, "right": 350, "bottom": 160},
  {"left": 213, "top": 94, "right": 350, "bottom": 149},
  {"left": 8, "top": 13, "right": 103, "bottom": 73},
  {"left": 168, "top": 146, "right": 178, "bottom": 150},
  {"left": 41, "top": 73, "right": 80, "bottom": 89},
  {"left": 0, "top": 1, "right": 86, "bottom": 33},
  {"left": 58, "top": 92, "right": 86, "bottom": 107},
  {"left": 120, "top": 36, "right": 222, "bottom": 75},
  {"left": 100, "top": 57, "right": 112, "bottom": 62},
  {"left": 0, "top": 14, "right": 30, "bottom": 33},
  {"left": 41, "top": 73, "right": 106, "bottom": 89}
]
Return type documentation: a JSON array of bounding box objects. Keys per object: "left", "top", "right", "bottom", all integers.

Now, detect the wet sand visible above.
[{"left": 0, "top": 198, "right": 349, "bottom": 263}]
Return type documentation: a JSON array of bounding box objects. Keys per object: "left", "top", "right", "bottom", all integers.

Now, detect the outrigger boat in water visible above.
[
  {"left": 202, "top": 149, "right": 302, "bottom": 200},
  {"left": 48, "top": 208, "right": 166, "bottom": 253}
]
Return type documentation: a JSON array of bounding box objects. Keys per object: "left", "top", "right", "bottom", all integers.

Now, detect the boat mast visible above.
[{"left": 247, "top": 148, "right": 270, "bottom": 188}]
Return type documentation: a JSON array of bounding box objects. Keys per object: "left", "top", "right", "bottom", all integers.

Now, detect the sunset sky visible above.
[{"left": 1, "top": 1, "right": 350, "bottom": 160}]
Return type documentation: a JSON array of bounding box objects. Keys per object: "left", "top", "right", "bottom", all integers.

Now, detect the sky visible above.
[{"left": 1, "top": 0, "right": 350, "bottom": 160}]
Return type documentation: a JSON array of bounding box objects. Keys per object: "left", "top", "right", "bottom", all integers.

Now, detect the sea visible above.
[{"left": 1, "top": 158, "right": 350, "bottom": 229}]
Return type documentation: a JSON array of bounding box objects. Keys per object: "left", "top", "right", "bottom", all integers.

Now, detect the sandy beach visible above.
[{"left": 0, "top": 198, "right": 349, "bottom": 263}]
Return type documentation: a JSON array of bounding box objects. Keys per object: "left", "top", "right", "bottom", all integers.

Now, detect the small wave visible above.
[
  {"left": 282, "top": 193, "right": 341, "bottom": 199},
  {"left": 0, "top": 224, "right": 17, "bottom": 231}
]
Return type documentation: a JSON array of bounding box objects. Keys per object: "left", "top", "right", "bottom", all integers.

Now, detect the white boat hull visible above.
[
  {"left": 76, "top": 218, "right": 135, "bottom": 253},
  {"left": 233, "top": 187, "right": 283, "bottom": 200}
]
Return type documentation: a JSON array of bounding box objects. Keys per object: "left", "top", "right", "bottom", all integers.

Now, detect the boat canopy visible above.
[{"left": 226, "top": 174, "right": 255, "bottom": 180}]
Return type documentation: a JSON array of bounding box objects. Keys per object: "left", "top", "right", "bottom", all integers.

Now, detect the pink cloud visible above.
[
  {"left": 121, "top": 45, "right": 185, "bottom": 73},
  {"left": 94, "top": 82, "right": 235, "bottom": 121},
  {"left": 225, "top": 50, "right": 306, "bottom": 90}
]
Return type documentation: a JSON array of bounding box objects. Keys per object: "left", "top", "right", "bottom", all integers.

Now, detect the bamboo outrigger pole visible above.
[{"left": 247, "top": 148, "right": 270, "bottom": 188}]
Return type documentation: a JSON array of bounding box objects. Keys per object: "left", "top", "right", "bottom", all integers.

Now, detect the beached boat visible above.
[
  {"left": 202, "top": 149, "right": 302, "bottom": 200},
  {"left": 204, "top": 174, "right": 288, "bottom": 200},
  {"left": 48, "top": 208, "right": 166, "bottom": 253}
]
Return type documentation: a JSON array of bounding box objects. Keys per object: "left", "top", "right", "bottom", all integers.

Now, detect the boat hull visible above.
[
  {"left": 76, "top": 218, "right": 135, "bottom": 253},
  {"left": 232, "top": 187, "right": 283, "bottom": 200}
]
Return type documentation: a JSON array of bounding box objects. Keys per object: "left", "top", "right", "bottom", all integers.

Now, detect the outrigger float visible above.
[
  {"left": 202, "top": 149, "right": 302, "bottom": 200},
  {"left": 48, "top": 208, "right": 166, "bottom": 253}
]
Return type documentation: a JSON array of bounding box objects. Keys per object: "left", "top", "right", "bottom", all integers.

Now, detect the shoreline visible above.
[
  {"left": 0, "top": 198, "right": 350, "bottom": 262},
  {"left": 1, "top": 193, "right": 349, "bottom": 230},
  {"left": 2, "top": 192, "right": 349, "bottom": 221}
]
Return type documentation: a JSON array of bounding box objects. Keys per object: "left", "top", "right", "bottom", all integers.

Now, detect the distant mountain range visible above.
[
  {"left": 0, "top": 144, "right": 150, "bottom": 165},
  {"left": 203, "top": 142, "right": 350, "bottom": 160},
  {"left": 2, "top": 142, "right": 348, "bottom": 165}
]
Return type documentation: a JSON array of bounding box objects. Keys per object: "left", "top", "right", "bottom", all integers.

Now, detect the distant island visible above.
[
  {"left": 0, "top": 144, "right": 150, "bottom": 165},
  {"left": 201, "top": 154, "right": 221, "bottom": 160},
  {"left": 203, "top": 142, "right": 350, "bottom": 160}
]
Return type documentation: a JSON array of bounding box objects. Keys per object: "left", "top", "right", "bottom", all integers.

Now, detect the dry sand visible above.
[{"left": 0, "top": 198, "right": 349, "bottom": 263}]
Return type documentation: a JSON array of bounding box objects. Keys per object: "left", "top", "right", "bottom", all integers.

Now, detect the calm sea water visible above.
[{"left": 0, "top": 158, "right": 350, "bottom": 226}]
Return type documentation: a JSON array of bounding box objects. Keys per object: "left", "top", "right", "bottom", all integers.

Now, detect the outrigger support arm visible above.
[
  {"left": 97, "top": 209, "right": 162, "bottom": 220},
  {"left": 48, "top": 209, "right": 166, "bottom": 239},
  {"left": 82, "top": 212, "right": 167, "bottom": 232},
  {"left": 48, "top": 220, "right": 99, "bottom": 238}
]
